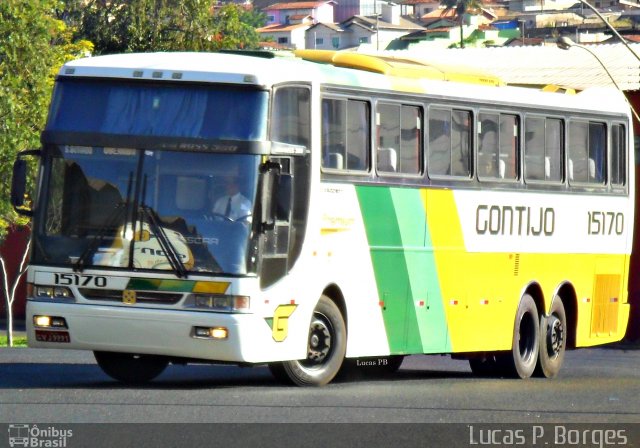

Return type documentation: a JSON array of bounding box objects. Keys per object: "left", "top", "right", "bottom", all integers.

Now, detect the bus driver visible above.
[{"left": 211, "top": 175, "right": 252, "bottom": 221}]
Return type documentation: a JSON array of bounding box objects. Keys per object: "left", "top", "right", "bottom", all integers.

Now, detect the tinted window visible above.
[
  {"left": 428, "top": 107, "right": 471, "bottom": 177},
  {"left": 322, "top": 98, "right": 370, "bottom": 172}
]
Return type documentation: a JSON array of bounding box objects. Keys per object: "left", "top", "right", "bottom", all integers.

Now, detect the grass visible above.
[{"left": 0, "top": 335, "right": 28, "bottom": 347}]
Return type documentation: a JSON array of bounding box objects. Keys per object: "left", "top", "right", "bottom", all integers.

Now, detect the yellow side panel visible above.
[
  {"left": 424, "top": 189, "right": 514, "bottom": 352},
  {"left": 424, "top": 190, "right": 630, "bottom": 353}
]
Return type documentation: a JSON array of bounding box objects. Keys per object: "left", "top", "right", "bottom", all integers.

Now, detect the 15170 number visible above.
[
  {"left": 54, "top": 273, "right": 107, "bottom": 287},
  {"left": 587, "top": 211, "right": 624, "bottom": 236}
]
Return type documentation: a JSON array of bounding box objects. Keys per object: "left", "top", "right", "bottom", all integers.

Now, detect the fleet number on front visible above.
[{"left": 54, "top": 273, "right": 107, "bottom": 287}]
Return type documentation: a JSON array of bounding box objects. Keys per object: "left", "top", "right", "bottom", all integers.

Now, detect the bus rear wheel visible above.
[
  {"left": 269, "top": 295, "right": 346, "bottom": 386},
  {"left": 94, "top": 351, "right": 169, "bottom": 384},
  {"left": 500, "top": 294, "right": 540, "bottom": 379},
  {"left": 535, "top": 297, "right": 567, "bottom": 378}
]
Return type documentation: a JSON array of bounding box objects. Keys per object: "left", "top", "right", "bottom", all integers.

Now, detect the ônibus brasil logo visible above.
[{"left": 8, "top": 424, "right": 73, "bottom": 448}]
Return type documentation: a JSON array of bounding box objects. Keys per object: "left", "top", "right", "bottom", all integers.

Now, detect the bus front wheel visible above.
[
  {"left": 269, "top": 295, "right": 346, "bottom": 386},
  {"left": 535, "top": 297, "right": 567, "bottom": 378},
  {"left": 500, "top": 294, "right": 540, "bottom": 379},
  {"left": 94, "top": 351, "right": 169, "bottom": 384}
]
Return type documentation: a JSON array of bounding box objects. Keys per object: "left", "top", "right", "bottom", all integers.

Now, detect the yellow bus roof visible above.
[{"left": 294, "top": 49, "right": 504, "bottom": 87}]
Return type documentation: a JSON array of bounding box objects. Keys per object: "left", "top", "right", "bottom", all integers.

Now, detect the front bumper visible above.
[{"left": 27, "top": 300, "right": 294, "bottom": 363}]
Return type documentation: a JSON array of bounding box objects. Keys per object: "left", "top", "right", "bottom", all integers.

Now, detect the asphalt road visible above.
[{"left": 0, "top": 345, "right": 639, "bottom": 425}]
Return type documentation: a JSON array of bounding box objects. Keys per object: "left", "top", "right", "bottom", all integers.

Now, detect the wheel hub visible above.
[
  {"left": 306, "top": 317, "right": 331, "bottom": 364},
  {"left": 546, "top": 315, "right": 564, "bottom": 358}
]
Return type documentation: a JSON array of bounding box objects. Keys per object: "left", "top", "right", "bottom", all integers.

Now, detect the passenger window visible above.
[
  {"left": 428, "top": 107, "right": 471, "bottom": 177},
  {"left": 611, "top": 124, "right": 626, "bottom": 187},
  {"left": 524, "top": 117, "right": 563, "bottom": 183},
  {"left": 321, "top": 98, "right": 370, "bottom": 172},
  {"left": 478, "top": 112, "right": 518, "bottom": 181},
  {"left": 376, "top": 103, "right": 422, "bottom": 175},
  {"left": 568, "top": 120, "right": 606, "bottom": 184}
]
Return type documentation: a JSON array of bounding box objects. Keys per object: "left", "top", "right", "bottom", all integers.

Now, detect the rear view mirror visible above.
[{"left": 11, "top": 149, "right": 41, "bottom": 217}]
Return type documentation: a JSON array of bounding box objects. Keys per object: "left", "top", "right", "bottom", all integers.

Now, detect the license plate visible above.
[{"left": 35, "top": 330, "right": 70, "bottom": 343}]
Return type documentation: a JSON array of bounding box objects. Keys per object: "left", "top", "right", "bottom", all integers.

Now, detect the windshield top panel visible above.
[
  {"left": 35, "top": 146, "right": 260, "bottom": 276},
  {"left": 46, "top": 78, "right": 268, "bottom": 141}
]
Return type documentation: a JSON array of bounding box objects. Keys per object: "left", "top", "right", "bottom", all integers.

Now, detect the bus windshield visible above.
[{"left": 34, "top": 146, "right": 261, "bottom": 276}]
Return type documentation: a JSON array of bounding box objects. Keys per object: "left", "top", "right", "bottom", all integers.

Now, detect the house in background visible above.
[
  {"left": 341, "top": 2, "right": 426, "bottom": 49},
  {"left": 333, "top": 0, "right": 378, "bottom": 22},
  {"left": 262, "top": 0, "right": 336, "bottom": 25},
  {"left": 399, "top": 0, "right": 441, "bottom": 19},
  {"left": 257, "top": 16, "right": 314, "bottom": 48},
  {"left": 305, "top": 22, "right": 345, "bottom": 49},
  {"left": 258, "top": 0, "right": 336, "bottom": 48}
]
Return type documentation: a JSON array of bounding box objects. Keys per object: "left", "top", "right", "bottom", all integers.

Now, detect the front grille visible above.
[{"left": 79, "top": 288, "right": 183, "bottom": 305}]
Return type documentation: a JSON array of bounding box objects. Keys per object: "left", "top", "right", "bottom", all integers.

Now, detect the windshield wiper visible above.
[
  {"left": 73, "top": 173, "right": 133, "bottom": 272},
  {"left": 138, "top": 205, "right": 188, "bottom": 278},
  {"left": 137, "top": 175, "right": 188, "bottom": 278},
  {"left": 73, "top": 203, "right": 126, "bottom": 272}
]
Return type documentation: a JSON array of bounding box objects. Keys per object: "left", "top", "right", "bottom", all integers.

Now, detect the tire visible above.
[
  {"left": 535, "top": 297, "right": 567, "bottom": 378},
  {"left": 94, "top": 351, "right": 169, "bottom": 384},
  {"left": 269, "top": 295, "right": 346, "bottom": 386},
  {"left": 468, "top": 354, "right": 501, "bottom": 377},
  {"left": 500, "top": 294, "right": 540, "bottom": 379}
]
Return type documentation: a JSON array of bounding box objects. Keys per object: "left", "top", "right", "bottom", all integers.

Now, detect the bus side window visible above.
[
  {"left": 272, "top": 86, "right": 310, "bottom": 148},
  {"left": 525, "top": 117, "right": 545, "bottom": 181},
  {"left": 428, "top": 107, "right": 471, "bottom": 178},
  {"left": 478, "top": 114, "right": 498, "bottom": 180},
  {"left": 525, "top": 117, "right": 564, "bottom": 183},
  {"left": 569, "top": 120, "right": 606, "bottom": 185},
  {"left": 428, "top": 107, "right": 452, "bottom": 176},
  {"left": 376, "top": 103, "right": 422, "bottom": 175},
  {"left": 589, "top": 122, "right": 606, "bottom": 184},
  {"left": 478, "top": 113, "right": 518, "bottom": 181},
  {"left": 451, "top": 110, "right": 471, "bottom": 177},
  {"left": 322, "top": 97, "right": 370, "bottom": 172},
  {"left": 611, "top": 124, "right": 626, "bottom": 187},
  {"left": 499, "top": 114, "right": 518, "bottom": 180}
]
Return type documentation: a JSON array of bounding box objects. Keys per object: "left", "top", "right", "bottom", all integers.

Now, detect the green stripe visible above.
[{"left": 357, "top": 186, "right": 450, "bottom": 354}]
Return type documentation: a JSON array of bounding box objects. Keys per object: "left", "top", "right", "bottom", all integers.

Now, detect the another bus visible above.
[{"left": 11, "top": 50, "right": 633, "bottom": 385}]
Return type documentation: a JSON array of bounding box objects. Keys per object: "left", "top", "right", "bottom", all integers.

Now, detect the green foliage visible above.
[
  {"left": 75, "top": 0, "right": 263, "bottom": 54},
  {"left": 0, "top": 0, "right": 91, "bottom": 242},
  {"left": 0, "top": 335, "right": 27, "bottom": 347}
]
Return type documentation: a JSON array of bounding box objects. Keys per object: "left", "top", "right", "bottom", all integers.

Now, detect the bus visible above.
[{"left": 11, "top": 50, "right": 633, "bottom": 386}]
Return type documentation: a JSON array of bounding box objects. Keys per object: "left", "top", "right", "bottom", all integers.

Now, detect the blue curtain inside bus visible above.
[{"left": 46, "top": 80, "right": 268, "bottom": 141}]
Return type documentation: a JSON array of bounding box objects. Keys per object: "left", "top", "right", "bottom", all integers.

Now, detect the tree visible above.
[
  {"left": 210, "top": 4, "right": 262, "bottom": 51},
  {"left": 0, "top": 0, "right": 91, "bottom": 346},
  {"left": 78, "top": 0, "right": 263, "bottom": 54},
  {"left": 440, "top": 0, "right": 483, "bottom": 48}
]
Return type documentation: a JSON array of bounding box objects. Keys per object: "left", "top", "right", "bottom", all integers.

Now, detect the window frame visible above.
[
  {"left": 426, "top": 104, "right": 473, "bottom": 181},
  {"left": 320, "top": 94, "right": 372, "bottom": 176},
  {"left": 375, "top": 100, "right": 424, "bottom": 178},
  {"left": 567, "top": 118, "right": 607, "bottom": 187},
  {"left": 476, "top": 110, "right": 520, "bottom": 183},
  {"left": 610, "top": 122, "right": 627, "bottom": 189},
  {"left": 523, "top": 114, "right": 565, "bottom": 185}
]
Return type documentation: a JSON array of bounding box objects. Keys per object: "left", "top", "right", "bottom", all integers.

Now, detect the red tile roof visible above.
[
  {"left": 257, "top": 22, "right": 312, "bottom": 32},
  {"left": 265, "top": 1, "right": 333, "bottom": 10}
]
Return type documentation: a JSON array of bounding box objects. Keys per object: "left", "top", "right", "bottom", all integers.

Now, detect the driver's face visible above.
[{"left": 224, "top": 177, "right": 239, "bottom": 195}]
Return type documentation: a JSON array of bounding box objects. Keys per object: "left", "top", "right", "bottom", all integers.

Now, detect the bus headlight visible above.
[
  {"left": 185, "top": 293, "right": 250, "bottom": 312},
  {"left": 29, "top": 284, "right": 75, "bottom": 301}
]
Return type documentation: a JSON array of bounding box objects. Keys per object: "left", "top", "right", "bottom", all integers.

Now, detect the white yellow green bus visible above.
[{"left": 11, "top": 50, "right": 633, "bottom": 386}]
